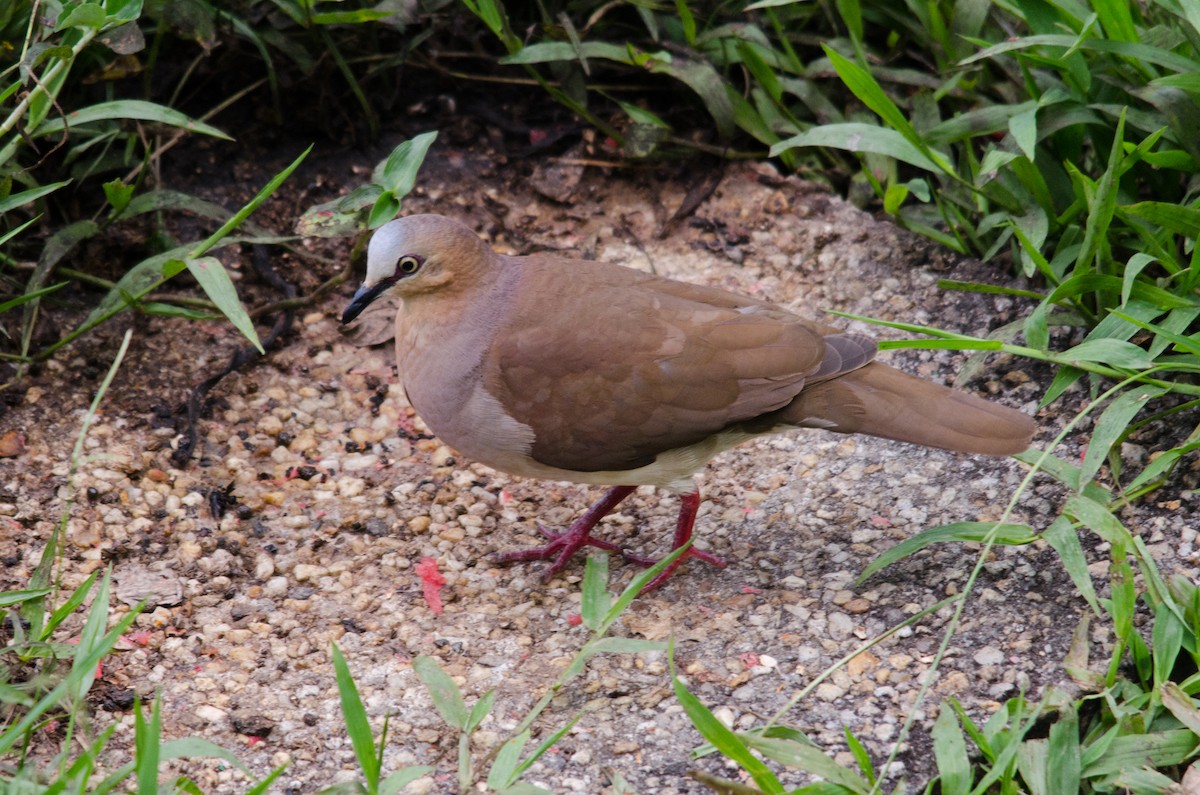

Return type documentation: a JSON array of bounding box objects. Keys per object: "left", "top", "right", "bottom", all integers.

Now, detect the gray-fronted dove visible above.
[{"left": 342, "top": 215, "right": 1035, "bottom": 590}]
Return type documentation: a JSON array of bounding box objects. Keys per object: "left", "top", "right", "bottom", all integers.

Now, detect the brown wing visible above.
[{"left": 485, "top": 257, "right": 858, "bottom": 472}]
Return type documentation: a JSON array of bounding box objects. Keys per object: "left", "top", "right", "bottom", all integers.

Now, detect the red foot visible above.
[
  {"left": 491, "top": 486, "right": 636, "bottom": 578},
  {"left": 640, "top": 491, "right": 725, "bottom": 592},
  {"left": 492, "top": 487, "right": 724, "bottom": 591}
]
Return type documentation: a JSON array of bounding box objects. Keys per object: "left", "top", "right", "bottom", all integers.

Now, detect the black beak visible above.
[{"left": 342, "top": 282, "right": 389, "bottom": 324}]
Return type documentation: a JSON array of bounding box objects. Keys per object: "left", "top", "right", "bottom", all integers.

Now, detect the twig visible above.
[{"left": 171, "top": 245, "right": 298, "bottom": 467}]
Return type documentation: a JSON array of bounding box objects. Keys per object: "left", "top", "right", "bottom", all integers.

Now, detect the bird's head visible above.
[{"left": 341, "top": 214, "right": 492, "bottom": 324}]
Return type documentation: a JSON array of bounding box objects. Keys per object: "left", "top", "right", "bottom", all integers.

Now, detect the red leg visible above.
[
  {"left": 641, "top": 490, "right": 727, "bottom": 592},
  {"left": 492, "top": 486, "right": 636, "bottom": 578}
]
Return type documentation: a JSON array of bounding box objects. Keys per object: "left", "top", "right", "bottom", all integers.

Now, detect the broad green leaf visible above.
[
  {"left": 185, "top": 257, "right": 263, "bottom": 353},
  {"left": 413, "top": 655, "right": 469, "bottom": 730},
  {"left": 1151, "top": 606, "right": 1184, "bottom": 689},
  {"left": 1015, "top": 739, "right": 1049, "bottom": 795},
  {"left": 1120, "top": 253, "right": 1157, "bottom": 307},
  {"left": 376, "top": 131, "right": 438, "bottom": 199},
  {"left": 1161, "top": 682, "right": 1200, "bottom": 735},
  {"left": 1062, "top": 494, "right": 1129, "bottom": 547},
  {"left": 368, "top": 191, "right": 401, "bottom": 229},
  {"left": 649, "top": 58, "right": 736, "bottom": 139},
  {"left": 1122, "top": 200, "right": 1200, "bottom": 238},
  {"left": 1081, "top": 729, "right": 1197, "bottom": 775},
  {"left": 1009, "top": 106, "right": 1038, "bottom": 161},
  {"left": 103, "top": 179, "right": 135, "bottom": 216},
  {"left": 380, "top": 767, "right": 435, "bottom": 795},
  {"left": 1063, "top": 615, "right": 1104, "bottom": 691},
  {"left": 160, "top": 737, "right": 250, "bottom": 770},
  {"left": 56, "top": 4, "right": 106, "bottom": 30},
  {"left": 501, "top": 41, "right": 639, "bottom": 65},
  {"left": 1046, "top": 703, "right": 1081, "bottom": 794},
  {"left": 977, "top": 149, "right": 1019, "bottom": 185}
]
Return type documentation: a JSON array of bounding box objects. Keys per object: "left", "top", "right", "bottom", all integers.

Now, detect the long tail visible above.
[{"left": 784, "top": 362, "right": 1035, "bottom": 456}]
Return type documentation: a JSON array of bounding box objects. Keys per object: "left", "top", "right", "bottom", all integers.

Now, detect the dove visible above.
[{"left": 342, "top": 215, "right": 1034, "bottom": 590}]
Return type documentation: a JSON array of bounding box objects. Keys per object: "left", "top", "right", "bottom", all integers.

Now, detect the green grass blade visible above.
[
  {"left": 508, "top": 711, "right": 582, "bottom": 785},
  {"left": 859, "top": 522, "right": 1036, "bottom": 582},
  {"left": 1081, "top": 729, "right": 1197, "bottom": 776},
  {"left": 581, "top": 553, "right": 610, "bottom": 632},
  {"left": 1151, "top": 604, "right": 1185, "bottom": 690},
  {"left": 0, "top": 282, "right": 69, "bottom": 315},
  {"left": 487, "top": 729, "right": 530, "bottom": 790},
  {"left": 69, "top": 570, "right": 114, "bottom": 703},
  {"left": 1161, "top": 682, "right": 1200, "bottom": 735},
  {"left": 243, "top": 765, "right": 289, "bottom": 795},
  {"left": 598, "top": 539, "right": 691, "bottom": 634},
  {"left": 931, "top": 706, "right": 969, "bottom": 795},
  {"left": 771, "top": 123, "right": 942, "bottom": 171},
  {"left": 465, "top": 689, "right": 496, "bottom": 734},
  {"left": 1079, "top": 385, "right": 1167, "bottom": 487},
  {"left": 1060, "top": 338, "right": 1155, "bottom": 369},
  {"left": 821, "top": 46, "right": 950, "bottom": 173},
  {"left": 134, "top": 695, "right": 163, "bottom": 795},
  {"left": 190, "top": 145, "right": 311, "bottom": 259},
  {"left": 740, "top": 735, "right": 869, "bottom": 791},
  {"left": 35, "top": 100, "right": 231, "bottom": 139},
  {"left": 0, "top": 180, "right": 71, "bottom": 213},
  {"left": 1041, "top": 516, "right": 1101, "bottom": 615},
  {"left": 671, "top": 639, "right": 786, "bottom": 794},
  {"left": 0, "top": 588, "right": 52, "bottom": 608},
  {"left": 1125, "top": 438, "right": 1200, "bottom": 493},
  {"left": 184, "top": 257, "right": 263, "bottom": 352},
  {"left": 330, "top": 643, "right": 381, "bottom": 791},
  {"left": 843, "top": 728, "right": 875, "bottom": 784}
]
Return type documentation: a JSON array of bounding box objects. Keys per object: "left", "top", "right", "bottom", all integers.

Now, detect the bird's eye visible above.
[{"left": 398, "top": 256, "right": 422, "bottom": 275}]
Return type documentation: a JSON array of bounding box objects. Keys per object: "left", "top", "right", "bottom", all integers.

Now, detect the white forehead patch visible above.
[{"left": 366, "top": 220, "right": 408, "bottom": 283}]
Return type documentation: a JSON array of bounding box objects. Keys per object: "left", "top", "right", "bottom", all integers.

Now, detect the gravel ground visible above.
[{"left": 3, "top": 151, "right": 1196, "bottom": 793}]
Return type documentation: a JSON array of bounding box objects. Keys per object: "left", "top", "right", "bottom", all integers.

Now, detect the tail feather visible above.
[{"left": 785, "top": 362, "right": 1034, "bottom": 456}]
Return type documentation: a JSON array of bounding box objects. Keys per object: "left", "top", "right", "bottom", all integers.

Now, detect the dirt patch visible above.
[{"left": 3, "top": 131, "right": 1195, "bottom": 793}]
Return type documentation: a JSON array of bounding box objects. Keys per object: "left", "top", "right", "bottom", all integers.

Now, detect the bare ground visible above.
[{"left": 2, "top": 135, "right": 1196, "bottom": 794}]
